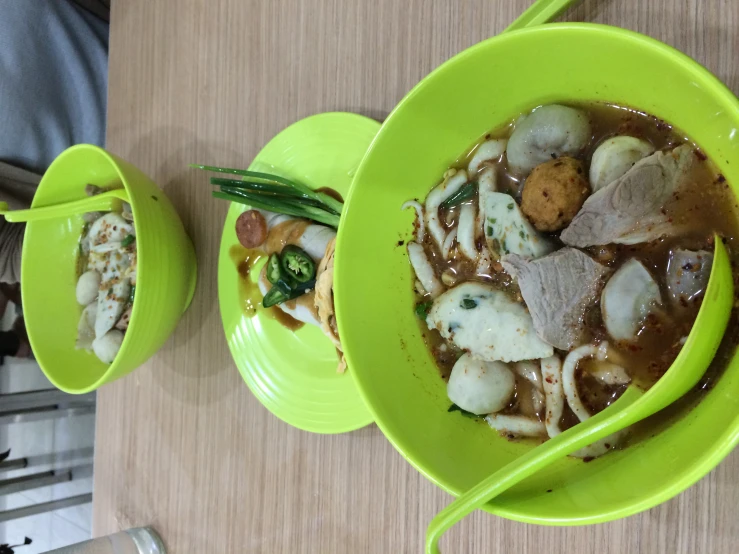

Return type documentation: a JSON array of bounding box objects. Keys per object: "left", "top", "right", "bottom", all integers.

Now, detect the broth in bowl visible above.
[{"left": 404, "top": 102, "right": 739, "bottom": 459}]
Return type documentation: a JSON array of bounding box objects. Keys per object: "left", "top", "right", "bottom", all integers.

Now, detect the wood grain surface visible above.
[{"left": 96, "top": 1, "right": 739, "bottom": 552}]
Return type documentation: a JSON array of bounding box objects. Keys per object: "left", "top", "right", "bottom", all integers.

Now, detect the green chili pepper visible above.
[
  {"left": 280, "top": 245, "right": 316, "bottom": 283},
  {"left": 262, "top": 278, "right": 317, "bottom": 308},
  {"left": 292, "top": 279, "right": 316, "bottom": 295},
  {"left": 439, "top": 182, "right": 476, "bottom": 210},
  {"left": 262, "top": 286, "right": 289, "bottom": 308},
  {"left": 266, "top": 254, "right": 284, "bottom": 285}
]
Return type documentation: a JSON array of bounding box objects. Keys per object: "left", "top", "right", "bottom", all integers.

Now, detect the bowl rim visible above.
[
  {"left": 22, "top": 144, "right": 140, "bottom": 394},
  {"left": 337, "top": 22, "right": 739, "bottom": 525}
]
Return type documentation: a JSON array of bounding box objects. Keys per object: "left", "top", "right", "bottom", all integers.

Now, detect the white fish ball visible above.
[
  {"left": 589, "top": 136, "right": 654, "bottom": 192},
  {"left": 506, "top": 104, "right": 591, "bottom": 175},
  {"left": 447, "top": 353, "right": 515, "bottom": 415},
  {"left": 601, "top": 259, "right": 661, "bottom": 342},
  {"left": 76, "top": 271, "right": 101, "bottom": 306},
  {"left": 92, "top": 329, "right": 124, "bottom": 364}
]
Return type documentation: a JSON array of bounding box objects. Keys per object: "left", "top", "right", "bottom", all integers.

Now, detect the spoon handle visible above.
[
  {"left": 425, "top": 387, "right": 643, "bottom": 554},
  {"left": 505, "top": 0, "right": 582, "bottom": 33},
  {"left": 0, "top": 189, "right": 129, "bottom": 223}
]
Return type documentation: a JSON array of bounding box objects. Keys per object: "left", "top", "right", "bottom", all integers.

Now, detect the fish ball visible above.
[
  {"left": 76, "top": 271, "right": 101, "bottom": 306},
  {"left": 447, "top": 353, "right": 515, "bottom": 415},
  {"left": 92, "top": 329, "right": 124, "bottom": 364}
]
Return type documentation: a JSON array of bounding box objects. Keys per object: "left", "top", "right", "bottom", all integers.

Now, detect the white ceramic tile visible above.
[
  {"left": 0, "top": 358, "right": 52, "bottom": 392},
  {"left": 0, "top": 494, "right": 52, "bottom": 553},
  {"left": 50, "top": 514, "right": 91, "bottom": 549},
  {"left": 0, "top": 348, "right": 95, "bottom": 547},
  {"left": 0, "top": 517, "right": 52, "bottom": 553},
  {"left": 52, "top": 502, "right": 93, "bottom": 536},
  {"left": 48, "top": 415, "right": 95, "bottom": 535},
  {"left": 1, "top": 419, "right": 56, "bottom": 505},
  {"left": 50, "top": 468, "right": 93, "bottom": 534}
]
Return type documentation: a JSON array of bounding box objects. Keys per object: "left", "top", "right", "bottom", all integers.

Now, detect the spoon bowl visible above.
[{"left": 425, "top": 237, "right": 734, "bottom": 553}]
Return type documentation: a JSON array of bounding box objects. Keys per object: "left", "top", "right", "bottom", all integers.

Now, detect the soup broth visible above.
[{"left": 409, "top": 102, "right": 739, "bottom": 454}]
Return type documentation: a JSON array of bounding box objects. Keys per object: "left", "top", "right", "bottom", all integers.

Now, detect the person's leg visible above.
[
  {"left": 0, "top": 1, "right": 109, "bottom": 359},
  {"left": 0, "top": 0, "right": 109, "bottom": 173}
]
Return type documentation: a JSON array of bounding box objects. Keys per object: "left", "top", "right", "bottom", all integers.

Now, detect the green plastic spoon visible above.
[
  {"left": 0, "top": 189, "right": 129, "bottom": 223},
  {"left": 426, "top": 237, "right": 734, "bottom": 554},
  {"left": 505, "top": 0, "right": 581, "bottom": 32}
]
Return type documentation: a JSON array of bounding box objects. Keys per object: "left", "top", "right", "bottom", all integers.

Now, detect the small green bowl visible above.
[
  {"left": 21, "top": 144, "right": 197, "bottom": 393},
  {"left": 336, "top": 24, "right": 739, "bottom": 524}
]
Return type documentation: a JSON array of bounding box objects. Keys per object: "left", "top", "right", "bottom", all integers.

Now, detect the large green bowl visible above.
[
  {"left": 22, "top": 145, "right": 197, "bottom": 393},
  {"left": 335, "top": 24, "right": 739, "bottom": 524}
]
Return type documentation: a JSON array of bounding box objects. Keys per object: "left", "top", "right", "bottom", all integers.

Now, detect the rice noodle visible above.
[
  {"left": 552, "top": 347, "right": 629, "bottom": 457},
  {"left": 401, "top": 200, "right": 425, "bottom": 244},
  {"left": 531, "top": 389, "right": 545, "bottom": 416},
  {"left": 514, "top": 361, "right": 544, "bottom": 392},
  {"left": 541, "top": 355, "right": 565, "bottom": 438},
  {"left": 425, "top": 169, "right": 467, "bottom": 250},
  {"left": 477, "top": 167, "right": 497, "bottom": 245},
  {"left": 407, "top": 242, "right": 444, "bottom": 298},
  {"left": 473, "top": 167, "right": 498, "bottom": 278},
  {"left": 457, "top": 203, "right": 478, "bottom": 260},
  {"left": 513, "top": 361, "right": 545, "bottom": 416},
  {"left": 476, "top": 248, "right": 494, "bottom": 277},
  {"left": 486, "top": 414, "right": 546, "bottom": 437},
  {"left": 478, "top": 166, "right": 497, "bottom": 196},
  {"left": 589, "top": 361, "right": 631, "bottom": 386},
  {"left": 442, "top": 228, "right": 458, "bottom": 260},
  {"left": 468, "top": 139, "right": 507, "bottom": 175},
  {"left": 562, "top": 343, "right": 610, "bottom": 423}
]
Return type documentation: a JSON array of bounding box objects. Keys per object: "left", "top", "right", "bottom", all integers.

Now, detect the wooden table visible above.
[{"left": 95, "top": 1, "right": 739, "bottom": 552}]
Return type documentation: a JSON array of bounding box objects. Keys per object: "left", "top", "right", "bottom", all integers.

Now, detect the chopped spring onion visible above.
[
  {"left": 447, "top": 403, "right": 485, "bottom": 419},
  {"left": 415, "top": 301, "right": 433, "bottom": 320},
  {"left": 440, "top": 182, "right": 476, "bottom": 210}
]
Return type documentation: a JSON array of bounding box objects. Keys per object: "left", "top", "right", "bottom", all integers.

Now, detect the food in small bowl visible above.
[
  {"left": 22, "top": 145, "right": 196, "bottom": 393},
  {"left": 404, "top": 101, "right": 734, "bottom": 459},
  {"left": 335, "top": 24, "right": 739, "bottom": 524},
  {"left": 75, "top": 186, "right": 137, "bottom": 363}
]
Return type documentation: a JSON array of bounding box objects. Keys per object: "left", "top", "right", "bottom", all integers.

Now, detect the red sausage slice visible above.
[{"left": 236, "top": 210, "right": 268, "bottom": 248}]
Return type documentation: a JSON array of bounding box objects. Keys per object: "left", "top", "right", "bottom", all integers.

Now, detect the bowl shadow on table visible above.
[{"left": 121, "top": 126, "right": 243, "bottom": 406}]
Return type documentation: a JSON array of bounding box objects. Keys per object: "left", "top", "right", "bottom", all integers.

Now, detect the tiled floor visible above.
[{"left": 0, "top": 351, "right": 95, "bottom": 552}]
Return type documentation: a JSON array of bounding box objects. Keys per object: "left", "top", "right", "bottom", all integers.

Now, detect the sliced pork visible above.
[
  {"left": 561, "top": 145, "right": 696, "bottom": 247},
  {"left": 502, "top": 248, "right": 611, "bottom": 350}
]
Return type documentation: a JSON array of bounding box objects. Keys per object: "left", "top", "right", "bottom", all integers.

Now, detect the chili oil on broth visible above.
[{"left": 414, "top": 101, "right": 739, "bottom": 439}]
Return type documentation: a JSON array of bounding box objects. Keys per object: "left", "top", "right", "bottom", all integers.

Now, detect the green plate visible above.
[{"left": 218, "top": 112, "right": 377, "bottom": 433}]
